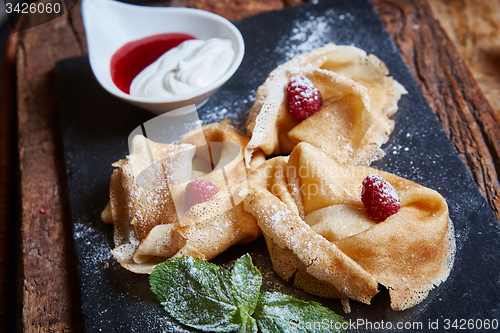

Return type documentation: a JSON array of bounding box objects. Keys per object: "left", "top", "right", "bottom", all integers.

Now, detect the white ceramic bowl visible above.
[{"left": 81, "top": 0, "right": 245, "bottom": 114}]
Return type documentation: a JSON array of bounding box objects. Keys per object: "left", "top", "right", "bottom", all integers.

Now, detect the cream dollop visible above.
[{"left": 130, "top": 38, "right": 235, "bottom": 98}]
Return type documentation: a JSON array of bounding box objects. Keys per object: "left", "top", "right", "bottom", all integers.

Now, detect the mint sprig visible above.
[
  {"left": 254, "top": 292, "right": 347, "bottom": 332},
  {"left": 149, "top": 255, "right": 240, "bottom": 332},
  {"left": 230, "top": 254, "right": 261, "bottom": 333},
  {"left": 149, "top": 254, "right": 347, "bottom": 332}
]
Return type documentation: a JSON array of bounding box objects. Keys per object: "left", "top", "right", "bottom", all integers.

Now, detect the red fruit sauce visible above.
[{"left": 110, "top": 33, "right": 195, "bottom": 94}]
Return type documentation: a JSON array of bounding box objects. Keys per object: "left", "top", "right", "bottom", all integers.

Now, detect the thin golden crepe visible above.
[
  {"left": 180, "top": 119, "right": 266, "bottom": 172},
  {"left": 244, "top": 142, "right": 455, "bottom": 311},
  {"left": 245, "top": 43, "right": 407, "bottom": 168},
  {"left": 102, "top": 120, "right": 261, "bottom": 273}
]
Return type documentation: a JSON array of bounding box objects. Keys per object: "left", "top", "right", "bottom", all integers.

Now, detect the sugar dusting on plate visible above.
[
  {"left": 200, "top": 89, "right": 256, "bottom": 129},
  {"left": 200, "top": 8, "right": 357, "bottom": 130},
  {"left": 73, "top": 221, "right": 113, "bottom": 274},
  {"left": 274, "top": 8, "right": 355, "bottom": 61}
]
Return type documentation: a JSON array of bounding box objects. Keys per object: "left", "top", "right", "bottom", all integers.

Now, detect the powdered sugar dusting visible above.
[
  {"left": 365, "top": 174, "right": 399, "bottom": 202},
  {"left": 288, "top": 75, "right": 319, "bottom": 101},
  {"left": 274, "top": 9, "right": 354, "bottom": 60},
  {"left": 361, "top": 174, "right": 401, "bottom": 221},
  {"left": 200, "top": 89, "right": 256, "bottom": 128},
  {"left": 286, "top": 74, "right": 322, "bottom": 120},
  {"left": 73, "top": 221, "right": 113, "bottom": 273}
]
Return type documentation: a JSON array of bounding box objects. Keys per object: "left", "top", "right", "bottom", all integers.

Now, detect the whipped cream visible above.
[{"left": 130, "top": 38, "right": 235, "bottom": 98}]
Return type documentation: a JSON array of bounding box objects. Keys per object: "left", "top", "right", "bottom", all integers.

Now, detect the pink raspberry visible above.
[
  {"left": 185, "top": 179, "right": 219, "bottom": 208},
  {"left": 286, "top": 75, "right": 322, "bottom": 120},
  {"left": 361, "top": 174, "right": 401, "bottom": 221}
]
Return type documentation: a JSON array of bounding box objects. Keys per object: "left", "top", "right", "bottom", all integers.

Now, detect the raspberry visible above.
[
  {"left": 185, "top": 179, "right": 219, "bottom": 208},
  {"left": 286, "top": 75, "right": 322, "bottom": 120},
  {"left": 361, "top": 174, "right": 401, "bottom": 221}
]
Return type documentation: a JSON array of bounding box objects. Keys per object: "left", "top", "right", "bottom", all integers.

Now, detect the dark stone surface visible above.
[{"left": 57, "top": 0, "right": 500, "bottom": 331}]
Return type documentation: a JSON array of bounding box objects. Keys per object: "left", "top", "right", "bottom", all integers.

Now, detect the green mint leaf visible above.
[
  {"left": 237, "top": 315, "right": 258, "bottom": 333},
  {"left": 231, "top": 254, "right": 261, "bottom": 333},
  {"left": 254, "top": 292, "right": 348, "bottom": 333},
  {"left": 150, "top": 254, "right": 347, "bottom": 333},
  {"left": 231, "top": 253, "right": 262, "bottom": 316},
  {"left": 149, "top": 256, "right": 240, "bottom": 332}
]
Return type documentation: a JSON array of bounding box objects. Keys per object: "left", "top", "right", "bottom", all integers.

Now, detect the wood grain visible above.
[
  {"left": 0, "top": 28, "right": 19, "bottom": 333},
  {"left": 6, "top": 0, "right": 500, "bottom": 331},
  {"left": 428, "top": 0, "right": 500, "bottom": 116},
  {"left": 373, "top": 0, "right": 500, "bottom": 220},
  {"left": 16, "top": 5, "right": 85, "bottom": 332},
  {"left": 186, "top": 0, "right": 285, "bottom": 20}
]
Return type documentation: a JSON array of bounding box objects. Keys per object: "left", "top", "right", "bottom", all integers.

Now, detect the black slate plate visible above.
[{"left": 57, "top": 0, "right": 500, "bottom": 331}]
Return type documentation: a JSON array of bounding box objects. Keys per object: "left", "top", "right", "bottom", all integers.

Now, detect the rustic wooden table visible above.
[{"left": 0, "top": 0, "right": 499, "bottom": 331}]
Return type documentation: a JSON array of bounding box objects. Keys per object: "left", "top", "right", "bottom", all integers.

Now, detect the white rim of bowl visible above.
[{"left": 83, "top": 1, "right": 245, "bottom": 104}]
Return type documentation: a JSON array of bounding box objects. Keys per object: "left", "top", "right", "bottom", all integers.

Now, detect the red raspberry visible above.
[
  {"left": 286, "top": 75, "right": 322, "bottom": 120},
  {"left": 361, "top": 174, "right": 401, "bottom": 221},
  {"left": 185, "top": 179, "right": 219, "bottom": 208}
]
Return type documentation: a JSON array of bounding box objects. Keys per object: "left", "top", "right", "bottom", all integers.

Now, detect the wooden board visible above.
[
  {"left": 428, "top": 0, "right": 500, "bottom": 115},
  {"left": 56, "top": 2, "right": 500, "bottom": 331},
  {"left": 2, "top": 0, "right": 499, "bottom": 331}
]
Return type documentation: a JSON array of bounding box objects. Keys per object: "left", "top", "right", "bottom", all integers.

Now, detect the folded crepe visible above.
[
  {"left": 244, "top": 142, "right": 455, "bottom": 311},
  {"left": 245, "top": 43, "right": 407, "bottom": 168},
  {"left": 102, "top": 120, "right": 261, "bottom": 273},
  {"left": 180, "top": 119, "right": 266, "bottom": 172}
]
